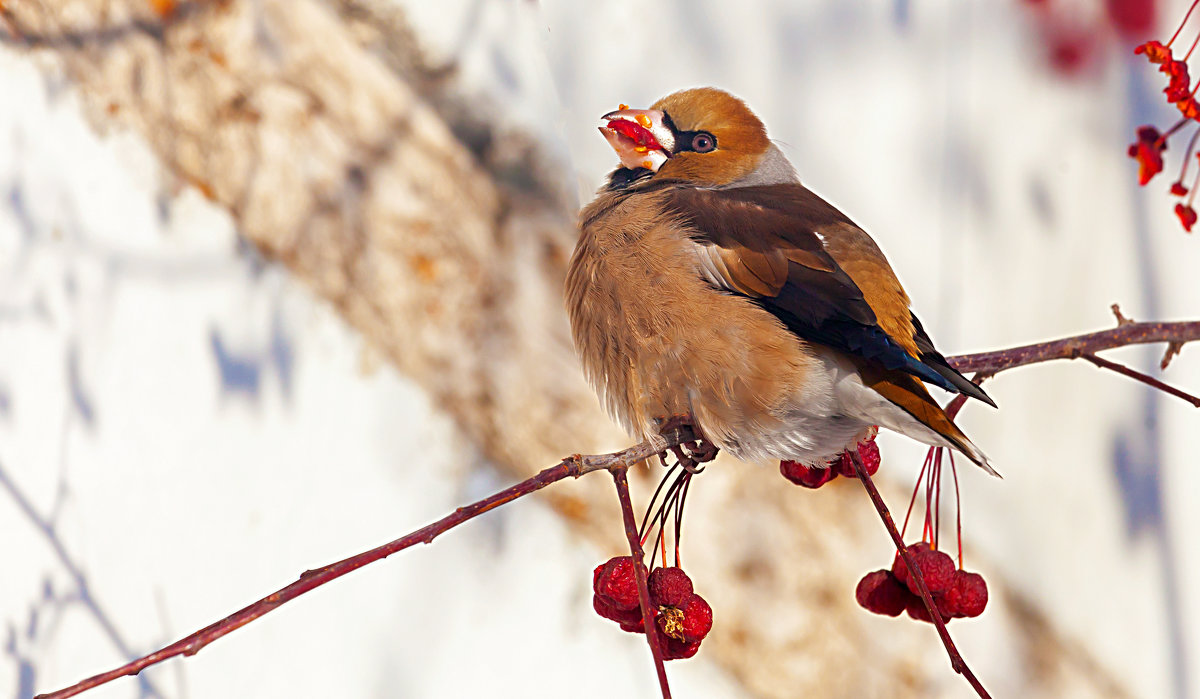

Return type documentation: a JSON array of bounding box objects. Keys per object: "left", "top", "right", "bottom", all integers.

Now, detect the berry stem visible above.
[
  {"left": 902, "top": 448, "right": 933, "bottom": 537},
  {"left": 1169, "top": 1, "right": 1200, "bottom": 49},
  {"left": 951, "top": 452, "right": 964, "bottom": 570},
  {"left": 849, "top": 450, "right": 992, "bottom": 699},
  {"left": 1185, "top": 29, "right": 1200, "bottom": 61},
  {"left": 612, "top": 467, "right": 672, "bottom": 699}
]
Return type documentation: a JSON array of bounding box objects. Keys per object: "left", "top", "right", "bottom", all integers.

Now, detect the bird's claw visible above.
[{"left": 655, "top": 415, "right": 719, "bottom": 473}]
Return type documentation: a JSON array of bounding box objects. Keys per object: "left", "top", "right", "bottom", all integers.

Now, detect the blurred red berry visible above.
[
  {"left": 1128, "top": 125, "right": 1166, "bottom": 185},
  {"left": 1176, "top": 203, "right": 1198, "bottom": 231},
  {"left": 780, "top": 460, "right": 837, "bottom": 488},
  {"left": 855, "top": 569, "right": 910, "bottom": 617},
  {"left": 1107, "top": 0, "right": 1157, "bottom": 38},
  {"left": 1049, "top": 30, "right": 1094, "bottom": 76},
  {"left": 595, "top": 556, "right": 640, "bottom": 610},
  {"left": 679, "top": 594, "right": 713, "bottom": 643},
  {"left": 648, "top": 567, "right": 694, "bottom": 608}
]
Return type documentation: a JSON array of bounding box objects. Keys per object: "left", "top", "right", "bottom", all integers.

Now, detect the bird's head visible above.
[{"left": 599, "top": 87, "right": 772, "bottom": 187}]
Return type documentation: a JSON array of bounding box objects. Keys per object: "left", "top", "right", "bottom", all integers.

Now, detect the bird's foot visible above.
[{"left": 655, "top": 415, "right": 719, "bottom": 473}]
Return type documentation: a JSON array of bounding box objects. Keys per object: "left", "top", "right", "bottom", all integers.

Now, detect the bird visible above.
[{"left": 564, "top": 87, "right": 998, "bottom": 476}]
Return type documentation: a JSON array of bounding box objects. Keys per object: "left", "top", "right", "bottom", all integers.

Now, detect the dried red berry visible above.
[
  {"left": 905, "top": 548, "right": 957, "bottom": 596},
  {"left": 1128, "top": 125, "right": 1166, "bottom": 185},
  {"left": 679, "top": 594, "right": 713, "bottom": 643},
  {"left": 855, "top": 569, "right": 909, "bottom": 617},
  {"left": 780, "top": 460, "right": 837, "bottom": 488},
  {"left": 1176, "top": 203, "right": 1197, "bottom": 231},
  {"left": 593, "top": 594, "right": 643, "bottom": 628},
  {"left": 1135, "top": 40, "right": 1172, "bottom": 64},
  {"left": 943, "top": 570, "right": 989, "bottom": 618},
  {"left": 595, "top": 556, "right": 640, "bottom": 610},
  {"left": 905, "top": 595, "right": 934, "bottom": 623},
  {"left": 659, "top": 631, "right": 702, "bottom": 661},
  {"left": 1180, "top": 97, "right": 1200, "bottom": 120},
  {"left": 891, "top": 542, "right": 931, "bottom": 589},
  {"left": 648, "top": 567, "right": 694, "bottom": 608}
]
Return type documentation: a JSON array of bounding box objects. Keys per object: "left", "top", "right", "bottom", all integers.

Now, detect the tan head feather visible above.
[{"left": 651, "top": 88, "right": 771, "bottom": 186}]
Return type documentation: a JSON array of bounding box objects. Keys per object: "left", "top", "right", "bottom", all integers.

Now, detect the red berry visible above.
[
  {"left": 854, "top": 570, "right": 909, "bottom": 617},
  {"left": 780, "top": 460, "right": 837, "bottom": 488},
  {"left": 834, "top": 452, "right": 855, "bottom": 478},
  {"left": 593, "top": 594, "right": 643, "bottom": 628},
  {"left": 937, "top": 591, "right": 961, "bottom": 619},
  {"left": 905, "top": 548, "right": 957, "bottom": 596},
  {"left": 905, "top": 595, "right": 934, "bottom": 623},
  {"left": 1176, "top": 203, "right": 1197, "bottom": 232},
  {"left": 595, "top": 556, "right": 640, "bottom": 610},
  {"left": 659, "top": 630, "right": 701, "bottom": 660},
  {"left": 648, "top": 567, "right": 693, "bottom": 608},
  {"left": 943, "top": 570, "right": 988, "bottom": 618},
  {"left": 679, "top": 594, "right": 713, "bottom": 643},
  {"left": 856, "top": 439, "right": 881, "bottom": 475},
  {"left": 891, "top": 542, "right": 931, "bottom": 588}
]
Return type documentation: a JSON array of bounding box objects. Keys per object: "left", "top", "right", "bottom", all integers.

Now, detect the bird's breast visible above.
[{"left": 566, "top": 190, "right": 819, "bottom": 450}]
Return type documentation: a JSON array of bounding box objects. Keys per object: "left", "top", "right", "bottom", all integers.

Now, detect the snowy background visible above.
[{"left": 4, "top": 1, "right": 1200, "bottom": 697}]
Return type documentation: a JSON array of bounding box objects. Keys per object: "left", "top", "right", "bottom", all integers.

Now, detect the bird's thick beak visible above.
[{"left": 599, "top": 106, "right": 675, "bottom": 172}]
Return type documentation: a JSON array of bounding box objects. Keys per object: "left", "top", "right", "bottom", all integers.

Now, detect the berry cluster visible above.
[
  {"left": 592, "top": 557, "right": 713, "bottom": 660},
  {"left": 855, "top": 542, "right": 988, "bottom": 623},
  {"left": 1127, "top": 1, "right": 1200, "bottom": 231},
  {"left": 780, "top": 434, "right": 880, "bottom": 489}
]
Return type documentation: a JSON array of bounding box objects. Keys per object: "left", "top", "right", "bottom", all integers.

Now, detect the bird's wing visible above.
[{"left": 661, "top": 183, "right": 995, "bottom": 407}]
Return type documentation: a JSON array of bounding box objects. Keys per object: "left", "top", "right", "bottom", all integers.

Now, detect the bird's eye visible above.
[{"left": 690, "top": 132, "right": 716, "bottom": 153}]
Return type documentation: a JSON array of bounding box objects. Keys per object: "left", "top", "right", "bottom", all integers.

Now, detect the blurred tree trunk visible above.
[{"left": 3, "top": 2, "right": 1130, "bottom": 697}]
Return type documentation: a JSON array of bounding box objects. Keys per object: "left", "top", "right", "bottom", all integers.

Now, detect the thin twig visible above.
[
  {"left": 1082, "top": 353, "right": 1200, "bottom": 407},
  {"left": 613, "top": 468, "right": 672, "bottom": 698},
  {"left": 34, "top": 432, "right": 695, "bottom": 699},
  {"left": 850, "top": 451, "right": 992, "bottom": 699}
]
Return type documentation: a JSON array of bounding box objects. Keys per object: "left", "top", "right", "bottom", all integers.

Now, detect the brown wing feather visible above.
[
  {"left": 816, "top": 221, "right": 918, "bottom": 356},
  {"left": 658, "top": 182, "right": 994, "bottom": 405}
]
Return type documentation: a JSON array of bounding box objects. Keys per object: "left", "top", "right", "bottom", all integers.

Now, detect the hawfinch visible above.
[{"left": 566, "top": 88, "right": 996, "bottom": 474}]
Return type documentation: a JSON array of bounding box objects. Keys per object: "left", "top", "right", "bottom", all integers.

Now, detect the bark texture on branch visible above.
[{"left": 4, "top": 2, "right": 1135, "bottom": 697}]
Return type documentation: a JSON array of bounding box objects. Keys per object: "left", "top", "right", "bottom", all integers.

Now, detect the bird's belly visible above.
[{"left": 719, "top": 348, "right": 955, "bottom": 466}]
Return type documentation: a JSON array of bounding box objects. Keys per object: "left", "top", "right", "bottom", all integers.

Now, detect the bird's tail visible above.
[{"left": 859, "top": 367, "right": 1000, "bottom": 477}]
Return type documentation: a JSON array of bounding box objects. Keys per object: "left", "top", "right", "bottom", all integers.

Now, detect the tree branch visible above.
[
  {"left": 34, "top": 432, "right": 692, "bottom": 699},
  {"left": 949, "top": 320, "right": 1200, "bottom": 374},
  {"left": 34, "top": 314, "right": 1200, "bottom": 699}
]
